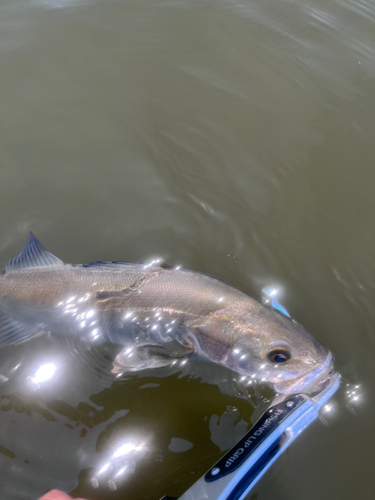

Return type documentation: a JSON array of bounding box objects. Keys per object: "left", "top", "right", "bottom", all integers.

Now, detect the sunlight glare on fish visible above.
[{"left": 143, "top": 257, "right": 162, "bottom": 269}]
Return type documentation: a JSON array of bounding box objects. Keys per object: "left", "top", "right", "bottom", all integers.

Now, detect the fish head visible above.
[{"left": 227, "top": 304, "right": 334, "bottom": 395}]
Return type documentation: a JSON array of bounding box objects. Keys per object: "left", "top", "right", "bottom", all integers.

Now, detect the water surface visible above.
[{"left": 0, "top": 0, "right": 374, "bottom": 498}]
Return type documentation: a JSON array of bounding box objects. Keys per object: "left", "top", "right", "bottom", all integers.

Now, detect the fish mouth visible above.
[{"left": 274, "top": 351, "right": 334, "bottom": 395}]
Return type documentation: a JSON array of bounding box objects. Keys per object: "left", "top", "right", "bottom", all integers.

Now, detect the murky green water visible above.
[{"left": 0, "top": 0, "right": 374, "bottom": 498}]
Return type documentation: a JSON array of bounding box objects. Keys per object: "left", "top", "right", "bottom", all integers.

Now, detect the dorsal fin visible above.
[
  {"left": 5, "top": 233, "right": 64, "bottom": 271},
  {"left": 80, "top": 261, "right": 136, "bottom": 268}
]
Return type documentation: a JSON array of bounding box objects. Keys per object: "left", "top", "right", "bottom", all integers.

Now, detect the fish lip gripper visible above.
[{"left": 161, "top": 372, "right": 341, "bottom": 500}]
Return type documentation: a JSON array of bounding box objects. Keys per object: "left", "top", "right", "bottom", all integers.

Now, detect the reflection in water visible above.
[
  {"left": 318, "top": 380, "right": 365, "bottom": 428},
  {"left": 168, "top": 437, "right": 193, "bottom": 453},
  {"left": 27, "top": 362, "right": 57, "bottom": 391},
  {"left": 91, "top": 439, "right": 148, "bottom": 491},
  {"left": 345, "top": 383, "right": 364, "bottom": 414},
  {"left": 34, "top": 363, "right": 56, "bottom": 383},
  {"left": 322, "top": 403, "right": 335, "bottom": 414},
  {"left": 0, "top": 342, "right": 260, "bottom": 499},
  {"left": 209, "top": 406, "right": 248, "bottom": 452},
  {"left": 32, "top": 0, "right": 86, "bottom": 10}
]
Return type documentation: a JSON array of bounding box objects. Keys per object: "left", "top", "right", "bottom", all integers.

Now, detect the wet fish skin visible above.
[{"left": 0, "top": 233, "right": 334, "bottom": 394}]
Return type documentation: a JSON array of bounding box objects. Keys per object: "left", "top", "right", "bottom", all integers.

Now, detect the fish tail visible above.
[{"left": 0, "top": 309, "right": 43, "bottom": 346}]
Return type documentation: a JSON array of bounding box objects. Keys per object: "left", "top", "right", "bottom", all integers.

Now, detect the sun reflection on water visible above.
[
  {"left": 26, "top": 362, "right": 58, "bottom": 391},
  {"left": 345, "top": 383, "right": 364, "bottom": 414},
  {"left": 34, "top": 363, "right": 56, "bottom": 383},
  {"left": 91, "top": 438, "right": 149, "bottom": 491}
]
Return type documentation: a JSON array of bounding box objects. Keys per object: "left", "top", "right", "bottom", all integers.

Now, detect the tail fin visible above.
[{"left": 0, "top": 310, "right": 44, "bottom": 346}]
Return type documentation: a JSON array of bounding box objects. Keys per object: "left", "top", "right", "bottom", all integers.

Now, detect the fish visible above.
[{"left": 0, "top": 233, "right": 334, "bottom": 394}]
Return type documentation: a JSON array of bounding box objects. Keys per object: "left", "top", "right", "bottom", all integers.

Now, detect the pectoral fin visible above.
[
  {"left": 186, "top": 316, "right": 231, "bottom": 363},
  {"left": 139, "top": 341, "right": 194, "bottom": 359},
  {"left": 112, "top": 340, "right": 194, "bottom": 374}
]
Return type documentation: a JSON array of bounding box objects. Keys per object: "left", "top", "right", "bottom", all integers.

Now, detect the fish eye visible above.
[{"left": 267, "top": 348, "right": 291, "bottom": 363}]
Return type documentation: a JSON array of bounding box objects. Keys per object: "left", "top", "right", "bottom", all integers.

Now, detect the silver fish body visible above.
[{"left": 0, "top": 234, "right": 334, "bottom": 394}]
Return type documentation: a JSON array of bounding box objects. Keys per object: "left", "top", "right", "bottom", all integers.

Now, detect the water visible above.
[{"left": 0, "top": 0, "right": 374, "bottom": 498}]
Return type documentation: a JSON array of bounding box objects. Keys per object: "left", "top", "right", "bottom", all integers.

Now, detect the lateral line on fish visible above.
[{"left": 96, "top": 271, "right": 163, "bottom": 301}]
